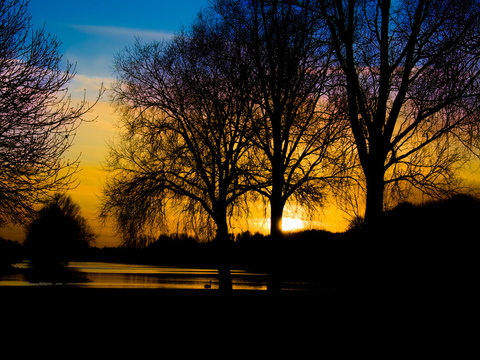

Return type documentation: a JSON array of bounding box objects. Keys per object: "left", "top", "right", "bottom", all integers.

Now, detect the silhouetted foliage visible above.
[
  {"left": 24, "top": 194, "right": 94, "bottom": 267},
  {"left": 314, "top": 0, "right": 480, "bottom": 226},
  {"left": 0, "top": 0, "right": 101, "bottom": 226}
]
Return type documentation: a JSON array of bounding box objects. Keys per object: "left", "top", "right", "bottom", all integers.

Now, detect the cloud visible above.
[
  {"left": 71, "top": 73, "right": 113, "bottom": 90},
  {"left": 66, "top": 72, "right": 116, "bottom": 103},
  {"left": 71, "top": 24, "right": 175, "bottom": 41}
]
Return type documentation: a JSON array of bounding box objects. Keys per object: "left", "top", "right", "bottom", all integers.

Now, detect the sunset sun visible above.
[{"left": 281, "top": 217, "right": 305, "bottom": 232}]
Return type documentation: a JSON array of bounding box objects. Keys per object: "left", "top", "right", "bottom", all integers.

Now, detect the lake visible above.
[{"left": 0, "top": 261, "right": 268, "bottom": 290}]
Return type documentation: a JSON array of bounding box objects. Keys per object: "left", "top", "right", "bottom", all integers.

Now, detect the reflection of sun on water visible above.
[{"left": 281, "top": 217, "right": 305, "bottom": 232}]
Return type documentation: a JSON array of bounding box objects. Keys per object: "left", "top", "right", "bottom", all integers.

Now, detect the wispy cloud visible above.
[
  {"left": 69, "top": 73, "right": 113, "bottom": 101},
  {"left": 72, "top": 24, "right": 175, "bottom": 41}
]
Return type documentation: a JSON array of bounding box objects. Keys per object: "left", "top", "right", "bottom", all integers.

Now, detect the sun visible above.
[{"left": 281, "top": 217, "right": 305, "bottom": 232}]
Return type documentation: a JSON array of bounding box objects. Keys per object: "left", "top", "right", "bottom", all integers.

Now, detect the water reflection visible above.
[{"left": 1, "top": 261, "right": 267, "bottom": 290}]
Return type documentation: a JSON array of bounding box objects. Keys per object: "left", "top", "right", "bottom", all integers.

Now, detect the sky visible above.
[
  {"left": 27, "top": 0, "right": 210, "bottom": 78},
  {"left": 6, "top": 1, "right": 477, "bottom": 247}
]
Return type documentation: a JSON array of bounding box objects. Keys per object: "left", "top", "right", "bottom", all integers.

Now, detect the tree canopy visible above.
[
  {"left": 317, "top": 0, "right": 480, "bottom": 225},
  {"left": 102, "top": 13, "right": 256, "bottom": 246},
  {"left": 24, "top": 193, "right": 94, "bottom": 265}
]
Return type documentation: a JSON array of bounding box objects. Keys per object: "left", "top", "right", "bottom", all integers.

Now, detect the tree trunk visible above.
[
  {"left": 270, "top": 197, "right": 284, "bottom": 240},
  {"left": 364, "top": 162, "right": 385, "bottom": 232},
  {"left": 268, "top": 190, "right": 285, "bottom": 294},
  {"left": 270, "top": 150, "right": 285, "bottom": 239},
  {"left": 359, "top": 157, "right": 386, "bottom": 293},
  {"left": 214, "top": 207, "right": 232, "bottom": 294}
]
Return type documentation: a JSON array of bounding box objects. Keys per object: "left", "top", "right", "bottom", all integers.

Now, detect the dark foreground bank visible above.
[{"left": 1, "top": 286, "right": 339, "bottom": 331}]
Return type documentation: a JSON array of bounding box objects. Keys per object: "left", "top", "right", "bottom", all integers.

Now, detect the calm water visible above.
[{"left": 0, "top": 261, "right": 268, "bottom": 290}]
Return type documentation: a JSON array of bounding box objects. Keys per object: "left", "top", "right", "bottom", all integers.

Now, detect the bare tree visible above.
[
  {"left": 215, "top": 0, "right": 349, "bottom": 240},
  {"left": 316, "top": 0, "right": 480, "bottom": 227},
  {"left": 101, "top": 13, "right": 255, "bottom": 291},
  {"left": 0, "top": 0, "right": 100, "bottom": 225}
]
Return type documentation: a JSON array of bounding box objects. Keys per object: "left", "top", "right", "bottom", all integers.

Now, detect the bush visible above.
[{"left": 24, "top": 194, "right": 94, "bottom": 266}]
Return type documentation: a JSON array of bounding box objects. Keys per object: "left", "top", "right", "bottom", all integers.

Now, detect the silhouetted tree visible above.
[
  {"left": 0, "top": 0, "right": 100, "bottom": 225},
  {"left": 214, "top": 0, "right": 349, "bottom": 239},
  {"left": 315, "top": 0, "right": 480, "bottom": 227},
  {"left": 24, "top": 193, "right": 94, "bottom": 267},
  {"left": 102, "top": 12, "right": 256, "bottom": 292}
]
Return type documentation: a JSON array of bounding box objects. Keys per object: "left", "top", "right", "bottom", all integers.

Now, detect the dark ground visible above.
[
  {"left": 1, "top": 285, "right": 341, "bottom": 347},
  {"left": 1, "top": 283, "right": 470, "bottom": 354}
]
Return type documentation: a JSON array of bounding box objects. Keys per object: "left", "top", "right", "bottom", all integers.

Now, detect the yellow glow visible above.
[{"left": 281, "top": 217, "right": 305, "bottom": 232}]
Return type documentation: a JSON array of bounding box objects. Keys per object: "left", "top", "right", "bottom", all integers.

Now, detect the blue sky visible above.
[{"left": 28, "top": 0, "right": 210, "bottom": 77}]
